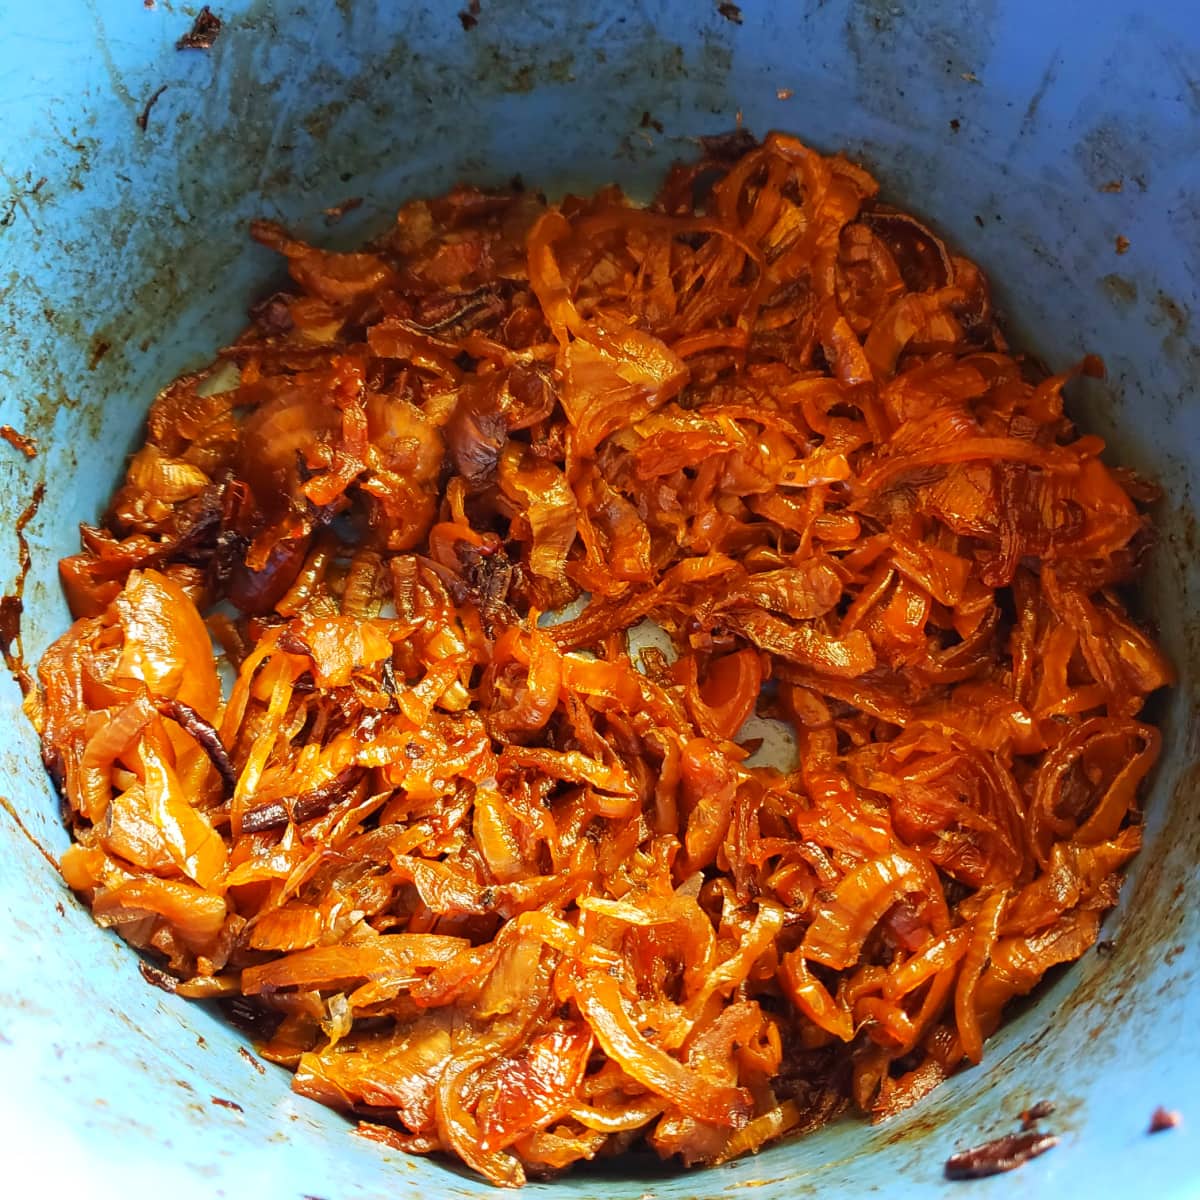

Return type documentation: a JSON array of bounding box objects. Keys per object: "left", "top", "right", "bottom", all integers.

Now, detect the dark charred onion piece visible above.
[
  {"left": 944, "top": 1131, "right": 1059, "bottom": 1179},
  {"left": 860, "top": 207, "right": 955, "bottom": 291},
  {"left": 698, "top": 128, "right": 760, "bottom": 162},
  {"left": 447, "top": 389, "right": 508, "bottom": 487},
  {"left": 240, "top": 765, "right": 366, "bottom": 833},
  {"left": 1020, "top": 1100, "right": 1056, "bottom": 1129},
  {"left": 228, "top": 535, "right": 312, "bottom": 615},
  {"left": 1149, "top": 1107, "right": 1182, "bottom": 1133},
  {"left": 405, "top": 285, "right": 505, "bottom": 335},
  {"left": 176, "top": 5, "right": 221, "bottom": 50},
  {"left": 138, "top": 960, "right": 179, "bottom": 993},
  {"left": 249, "top": 292, "right": 295, "bottom": 335},
  {"left": 220, "top": 996, "right": 285, "bottom": 1042},
  {"left": 156, "top": 697, "right": 238, "bottom": 793}
]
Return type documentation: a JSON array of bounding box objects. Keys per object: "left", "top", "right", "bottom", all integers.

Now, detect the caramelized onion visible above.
[{"left": 35, "top": 134, "right": 1169, "bottom": 1185}]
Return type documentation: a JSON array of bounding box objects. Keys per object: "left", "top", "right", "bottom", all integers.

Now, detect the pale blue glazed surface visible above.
[{"left": 0, "top": 3, "right": 1195, "bottom": 1197}]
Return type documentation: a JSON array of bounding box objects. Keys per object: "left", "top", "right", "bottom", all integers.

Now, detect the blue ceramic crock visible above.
[{"left": 0, "top": 3, "right": 1196, "bottom": 1197}]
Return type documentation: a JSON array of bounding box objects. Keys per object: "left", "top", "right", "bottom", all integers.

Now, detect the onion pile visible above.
[{"left": 30, "top": 133, "right": 1171, "bottom": 1186}]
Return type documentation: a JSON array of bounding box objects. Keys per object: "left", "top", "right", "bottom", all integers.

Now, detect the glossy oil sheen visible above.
[{"left": 0, "top": 3, "right": 1196, "bottom": 1197}]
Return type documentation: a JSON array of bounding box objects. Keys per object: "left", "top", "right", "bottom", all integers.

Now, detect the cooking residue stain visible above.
[
  {"left": 0, "top": 480, "right": 45, "bottom": 696},
  {"left": 0, "top": 795, "right": 58, "bottom": 871},
  {"left": 238, "top": 1045, "right": 267, "bottom": 1075}
]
